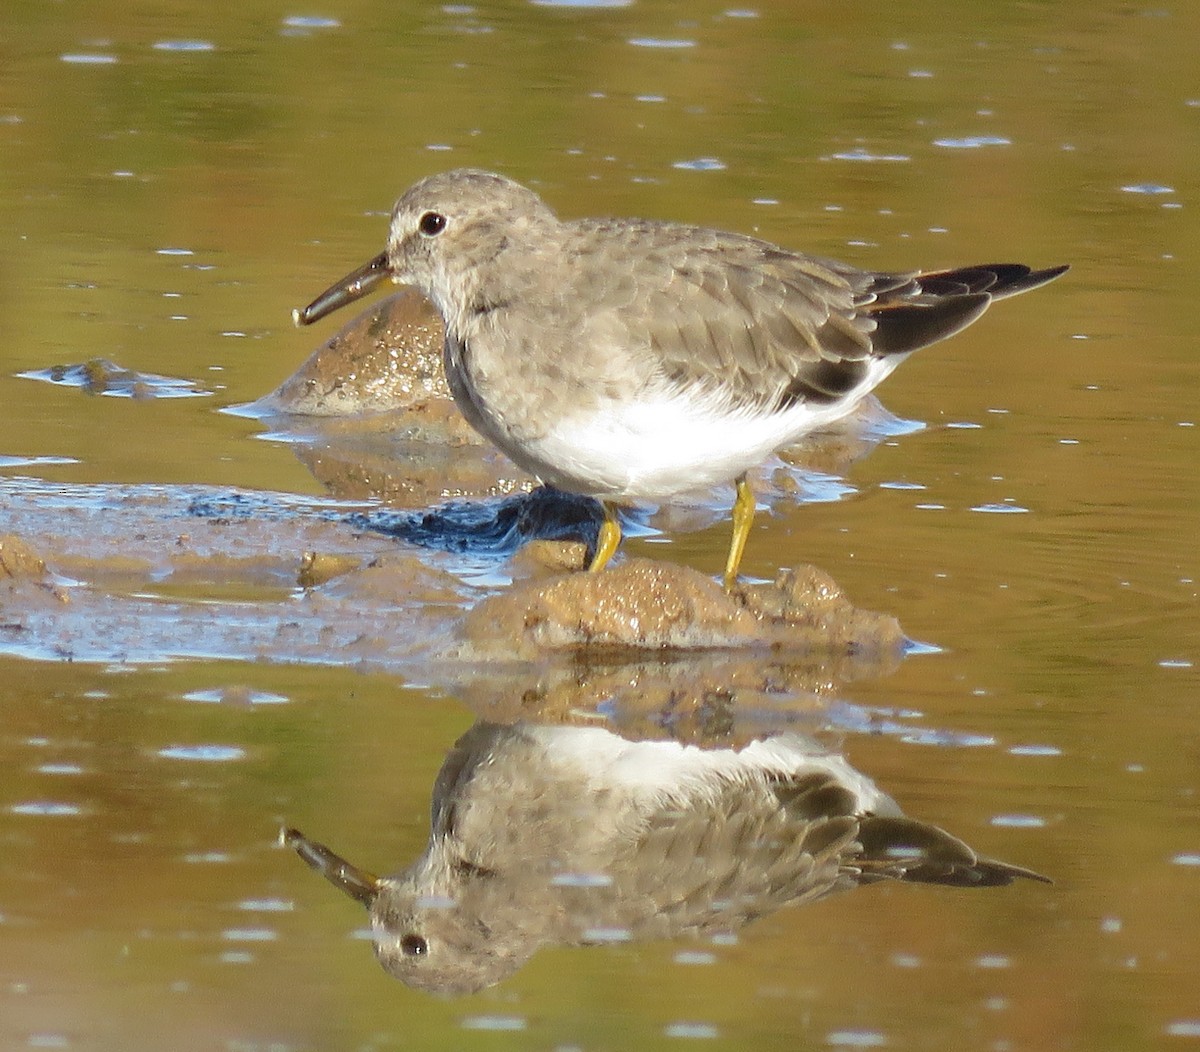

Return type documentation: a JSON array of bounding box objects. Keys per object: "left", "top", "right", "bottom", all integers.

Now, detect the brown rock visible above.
[
  {"left": 459, "top": 558, "right": 904, "bottom": 660},
  {"left": 0, "top": 534, "right": 47, "bottom": 580},
  {"left": 263, "top": 289, "right": 449, "bottom": 416}
]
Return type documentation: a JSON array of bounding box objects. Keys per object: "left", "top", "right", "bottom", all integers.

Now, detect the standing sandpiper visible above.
[{"left": 295, "top": 170, "right": 1066, "bottom": 587}]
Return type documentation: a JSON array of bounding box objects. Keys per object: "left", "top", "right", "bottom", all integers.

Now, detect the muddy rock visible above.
[
  {"left": 738, "top": 565, "right": 903, "bottom": 654},
  {"left": 458, "top": 558, "right": 904, "bottom": 659},
  {"left": 446, "top": 558, "right": 906, "bottom": 736},
  {"left": 0, "top": 534, "right": 47, "bottom": 580},
  {"left": 315, "top": 552, "right": 469, "bottom": 608},
  {"left": 258, "top": 289, "right": 455, "bottom": 417},
  {"left": 508, "top": 539, "right": 591, "bottom": 579}
]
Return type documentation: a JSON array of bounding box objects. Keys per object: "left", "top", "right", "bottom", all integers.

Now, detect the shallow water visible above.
[{"left": 2, "top": 2, "right": 1199, "bottom": 1050}]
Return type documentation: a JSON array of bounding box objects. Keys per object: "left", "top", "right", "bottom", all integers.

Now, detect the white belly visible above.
[{"left": 524, "top": 359, "right": 902, "bottom": 501}]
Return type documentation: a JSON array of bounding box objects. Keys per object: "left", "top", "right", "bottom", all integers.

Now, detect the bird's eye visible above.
[
  {"left": 418, "top": 211, "right": 447, "bottom": 237},
  {"left": 400, "top": 933, "right": 429, "bottom": 957}
]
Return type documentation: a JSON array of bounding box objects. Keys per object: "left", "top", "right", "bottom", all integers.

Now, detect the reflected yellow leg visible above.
[
  {"left": 588, "top": 502, "right": 622, "bottom": 573},
  {"left": 723, "top": 474, "right": 755, "bottom": 592}
]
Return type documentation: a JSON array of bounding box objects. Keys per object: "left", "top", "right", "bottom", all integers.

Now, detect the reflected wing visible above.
[
  {"left": 600, "top": 771, "right": 867, "bottom": 937},
  {"left": 594, "top": 768, "right": 1049, "bottom": 939}
]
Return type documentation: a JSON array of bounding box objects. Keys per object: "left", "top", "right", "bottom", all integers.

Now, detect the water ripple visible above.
[
  {"left": 933, "top": 135, "right": 1011, "bottom": 149},
  {"left": 158, "top": 744, "right": 246, "bottom": 762}
]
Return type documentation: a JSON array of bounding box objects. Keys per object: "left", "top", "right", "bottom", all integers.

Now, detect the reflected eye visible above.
[
  {"left": 400, "top": 933, "right": 429, "bottom": 957},
  {"left": 418, "top": 211, "right": 447, "bottom": 237}
]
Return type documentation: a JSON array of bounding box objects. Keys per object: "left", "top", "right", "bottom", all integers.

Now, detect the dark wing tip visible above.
[
  {"left": 869, "top": 292, "right": 992, "bottom": 357},
  {"left": 932, "top": 262, "right": 1069, "bottom": 300},
  {"left": 864, "top": 260, "right": 1067, "bottom": 358}
]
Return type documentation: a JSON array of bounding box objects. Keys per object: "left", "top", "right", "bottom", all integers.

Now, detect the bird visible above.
[
  {"left": 283, "top": 720, "right": 1049, "bottom": 995},
  {"left": 294, "top": 169, "right": 1067, "bottom": 588}
]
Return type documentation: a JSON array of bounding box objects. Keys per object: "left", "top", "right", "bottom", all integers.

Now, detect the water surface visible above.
[{"left": 2, "top": 1, "right": 1198, "bottom": 1049}]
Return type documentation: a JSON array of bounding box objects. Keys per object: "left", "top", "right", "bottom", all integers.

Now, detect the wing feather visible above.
[{"left": 561, "top": 219, "right": 1065, "bottom": 413}]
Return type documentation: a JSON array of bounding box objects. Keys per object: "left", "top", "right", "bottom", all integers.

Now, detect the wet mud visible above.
[{"left": 0, "top": 478, "right": 903, "bottom": 713}]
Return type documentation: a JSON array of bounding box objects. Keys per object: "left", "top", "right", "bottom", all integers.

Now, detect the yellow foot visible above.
[
  {"left": 723, "top": 474, "right": 755, "bottom": 592},
  {"left": 588, "top": 502, "right": 622, "bottom": 573}
]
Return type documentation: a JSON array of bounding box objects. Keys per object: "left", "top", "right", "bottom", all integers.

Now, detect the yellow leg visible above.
[
  {"left": 723, "top": 474, "right": 755, "bottom": 592},
  {"left": 588, "top": 502, "right": 621, "bottom": 573}
]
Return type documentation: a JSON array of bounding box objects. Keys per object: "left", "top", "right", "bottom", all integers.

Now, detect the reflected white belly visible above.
[{"left": 526, "top": 724, "right": 892, "bottom": 815}]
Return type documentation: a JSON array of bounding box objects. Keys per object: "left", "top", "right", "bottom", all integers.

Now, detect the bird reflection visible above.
[{"left": 284, "top": 721, "right": 1048, "bottom": 995}]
